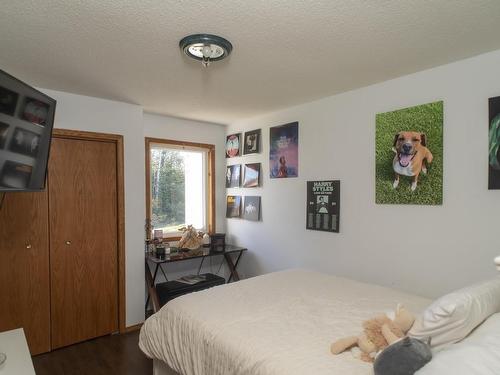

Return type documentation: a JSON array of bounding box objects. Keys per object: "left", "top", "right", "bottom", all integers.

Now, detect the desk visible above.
[
  {"left": 145, "top": 245, "right": 247, "bottom": 312},
  {"left": 0, "top": 328, "right": 35, "bottom": 375}
]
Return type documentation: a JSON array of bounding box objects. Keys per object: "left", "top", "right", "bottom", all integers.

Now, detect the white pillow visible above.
[
  {"left": 410, "top": 278, "right": 500, "bottom": 351},
  {"left": 416, "top": 313, "right": 500, "bottom": 374}
]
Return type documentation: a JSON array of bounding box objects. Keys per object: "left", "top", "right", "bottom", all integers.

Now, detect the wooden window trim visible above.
[{"left": 145, "top": 137, "right": 216, "bottom": 241}]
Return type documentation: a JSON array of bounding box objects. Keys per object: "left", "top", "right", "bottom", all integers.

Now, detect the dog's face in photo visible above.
[{"left": 393, "top": 131, "right": 426, "bottom": 167}]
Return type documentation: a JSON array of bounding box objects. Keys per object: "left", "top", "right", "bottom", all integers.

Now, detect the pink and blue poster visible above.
[{"left": 270, "top": 122, "right": 298, "bottom": 178}]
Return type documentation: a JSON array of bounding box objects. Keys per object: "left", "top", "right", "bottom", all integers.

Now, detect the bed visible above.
[{"left": 139, "top": 269, "right": 431, "bottom": 375}]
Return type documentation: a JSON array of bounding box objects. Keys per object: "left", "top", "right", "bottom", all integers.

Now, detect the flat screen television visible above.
[{"left": 0, "top": 69, "right": 56, "bottom": 191}]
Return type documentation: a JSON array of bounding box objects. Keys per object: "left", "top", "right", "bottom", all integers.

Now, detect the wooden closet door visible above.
[
  {"left": 49, "top": 137, "right": 118, "bottom": 349},
  {"left": 0, "top": 191, "right": 51, "bottom": 355}
]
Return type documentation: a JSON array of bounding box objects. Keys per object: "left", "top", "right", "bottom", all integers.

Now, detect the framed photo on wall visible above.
[
  {"left": 375, "top": 101, "right": 443, "bottom": 205},
  {"left": 226, "top": 195, "right": 242, "bottom": 218},
  {"left": 225, "top": 133, "right": 241, "bottom": 158},
  {"left": 226, "top": 164, "right": 241, "bottom": 188},
  {"left": 306, "top": 180, "right": 340, "bottom": 233},
  {"left": 489, "top": 96, "right": 500, "bottom": 189},
  {"left": 269, "top": 122, "right": 298, "bottom": 178},
  {"left": 242, "top": 163, "right": 260, "bottom": 188},
  {"left": 243, "top": 129, "right": 260, "bottom": 154},
  {"left": 243, "top": 196, "right": 261, "bottom": 221}
]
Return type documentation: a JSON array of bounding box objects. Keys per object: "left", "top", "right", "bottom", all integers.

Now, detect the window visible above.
[{"left": 145, "top": 138, "right": 215, "bottom": 239}]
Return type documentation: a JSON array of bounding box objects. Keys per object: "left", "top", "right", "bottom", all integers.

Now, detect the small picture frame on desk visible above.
[
  {"left": 210, "top": 233, "right": 226, "bottom": 253},
  {"left": 153, "top": 229, "right": 163, "bottom": 241}
]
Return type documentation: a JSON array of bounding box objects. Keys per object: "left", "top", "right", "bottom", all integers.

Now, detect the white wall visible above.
[
  {"left": 226, "top": 49, "right": 500, "bottom": 299},
  {"left": 38, "top": 48, "right": 500, "bottom": 322},
  {"left": 38, "top": 89, "right": 226, "bottom": 326}
]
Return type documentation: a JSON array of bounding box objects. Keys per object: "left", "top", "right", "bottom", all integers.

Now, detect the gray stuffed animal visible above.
[{"left": 374, "top": 337, "right": 432, "bottom": 375}]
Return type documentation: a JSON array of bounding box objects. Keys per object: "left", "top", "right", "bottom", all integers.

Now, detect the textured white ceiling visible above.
[{"left": 1, "top": 0, "right": 500, "bottom": 124}]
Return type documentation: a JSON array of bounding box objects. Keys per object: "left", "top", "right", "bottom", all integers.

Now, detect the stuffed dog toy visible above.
[
  {"left": 331, "top": 304, "right": 416, "bottom": 363},
  {"left": 392, "top": 131, "right": 433, "bottom": 191}
]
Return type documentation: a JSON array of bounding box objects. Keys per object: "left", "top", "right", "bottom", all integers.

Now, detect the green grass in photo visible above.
[{"left": 375, "top": 101, "right": 443, "bottom": 205}]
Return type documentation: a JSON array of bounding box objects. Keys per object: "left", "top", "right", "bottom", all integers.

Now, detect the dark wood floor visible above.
[{"left": 32, "top": 331, "right": 152, "bottom": 375}]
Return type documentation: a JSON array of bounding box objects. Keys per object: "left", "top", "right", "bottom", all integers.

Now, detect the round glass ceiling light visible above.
[{"left": 179, "top": 34, "right": 233, "bottom": 67}]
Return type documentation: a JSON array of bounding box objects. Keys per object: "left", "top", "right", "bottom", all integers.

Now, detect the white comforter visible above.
[{"left": 139, "top": 269, "right": 430, "bottom": 375}]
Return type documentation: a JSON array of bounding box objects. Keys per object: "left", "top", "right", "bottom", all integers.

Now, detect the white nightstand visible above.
[{"left": 0, "top": 328, "right": 35, "bottom": 375}]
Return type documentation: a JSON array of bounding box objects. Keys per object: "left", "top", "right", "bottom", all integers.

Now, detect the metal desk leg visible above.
[
  {"left": 233, "top": 251, "right": 244, "bottom": 270},
  {"left": 158, "top": 263, "right": 169, "bottom": 282},
  {"left": 225, "top": 251, "right": 243, "bottom": 283},
  {"left": 145, "top": 261, "right": 152, "bottom": 309},
  {"left": 152, "top": 262, "right": 160, "bottom": 282},
  {"left": 145, "top": 261, "right": 161, "bottom": 313},
  {"left": 197, "top": 257, "right": 205, "bottom": 275}
]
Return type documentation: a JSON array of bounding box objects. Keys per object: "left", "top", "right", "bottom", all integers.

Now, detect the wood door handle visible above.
[
  {"left": 26, "top": 243, "right": 32, "bottom": 249},
  {"left": 65, "top": 241, "right": 72, "bottom": 246}
]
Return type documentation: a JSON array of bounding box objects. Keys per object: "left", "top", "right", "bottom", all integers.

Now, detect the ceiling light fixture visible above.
[{"left": 179, "top": 34, "right": 233, "bottom": 67}]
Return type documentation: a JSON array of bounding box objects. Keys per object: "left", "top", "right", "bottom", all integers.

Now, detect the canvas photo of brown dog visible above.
[
  {"left": 375, "top": 101, "right": 443, "bottom": 205},
  {"left": 392, "top": 131, "right": 433, "bottom": 191}
]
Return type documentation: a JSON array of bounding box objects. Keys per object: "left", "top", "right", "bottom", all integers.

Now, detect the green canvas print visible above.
[{"left": 375, "top": 101, "right": 443, "bottom": 205}]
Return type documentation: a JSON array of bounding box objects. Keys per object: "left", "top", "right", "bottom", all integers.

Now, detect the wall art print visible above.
[
  {"left": 226, "top": 164, "right": 241, "bottom": 188},
  {"left": 225, "top": 133, "right": 241, "bottom": 158},
  {"left": 243, "top": 129, "right": 260, "bottom": 155},
  {"left": 243, "top": 196, "right": 260, "bottom": 221},
  {"left": 306, "top": 180, "right": 340, "bottom": 233},
  {"left": 375, "top": 101, "right": 443, "bottom": 205},
  {"left": 489, "top": 96, "right": 500, "bottom": 189},
  {"left": 242, "top": 163, "right": 260, "bottom": 188},
  {"left": 269, "top": 121, "right": 298, "bottom": 178},
  {"left": 226, "top": 195, "right": 241, "bottom": 218}
]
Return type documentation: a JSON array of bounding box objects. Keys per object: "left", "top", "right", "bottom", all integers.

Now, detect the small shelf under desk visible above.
[{"left": 145, "top": 245, "right": 247, "bottom": 313}]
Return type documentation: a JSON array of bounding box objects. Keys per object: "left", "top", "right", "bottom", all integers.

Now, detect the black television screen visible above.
[{"left": 0, "top": 69, "right": 56, "bottom": 191}]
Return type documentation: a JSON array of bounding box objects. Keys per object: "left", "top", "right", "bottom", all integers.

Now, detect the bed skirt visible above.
[{"left": 153, "top": 359, "right": 180, "bottom": 375}]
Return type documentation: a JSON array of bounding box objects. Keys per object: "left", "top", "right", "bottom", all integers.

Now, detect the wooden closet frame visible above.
[{"left": 52, "top": 129, "right": 127, "bottom": 334}]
